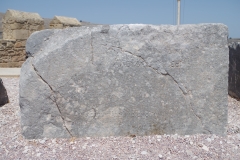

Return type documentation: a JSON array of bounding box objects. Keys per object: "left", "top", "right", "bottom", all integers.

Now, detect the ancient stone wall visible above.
[
  {"left": 2, "top": 9, "right": 44, "bottom": 40},
  {"left": 49, "top": 16, "right": 81, "bottom": 29},
  {"left": 0, "top": 9, "right": 43, "bottom": 68},
  {"left": 0, "top": 10, "right": 83, "bottom": 67},
  {"left": 0, "top": 39, "right": 26, "bottom": 67}
]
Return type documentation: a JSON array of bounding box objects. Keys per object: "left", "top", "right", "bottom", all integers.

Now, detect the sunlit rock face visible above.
[{"left": 20, "top": 24, "right": 228, "bottom": 139}]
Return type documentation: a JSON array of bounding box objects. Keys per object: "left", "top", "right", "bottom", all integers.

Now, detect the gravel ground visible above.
[{"left": 1, "top": 77, "right": 240, "bottom": 160}]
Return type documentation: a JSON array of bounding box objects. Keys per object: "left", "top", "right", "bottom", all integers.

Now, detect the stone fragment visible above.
[
  {"left": 49, "top": 16, "right": 81, "bottom": 29},
  {"left": 20, "top": 24, "right": 228, "bottom": 139},
  {"left": 158, "top": 154, "right": 163, "bottom": 159},
  {"left": 202, "top": 145, "right": 209, "bottom": 151},
  {"left": 0, "top": 78, "right": 9, "bottom": 107},
  {"left": 228, "top": 40, "right": 240, "bottom": 99}
]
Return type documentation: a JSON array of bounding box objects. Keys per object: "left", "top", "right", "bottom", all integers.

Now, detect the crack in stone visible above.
[
  {"left": 92, "top": 108, "right": 97, "bottom": 119},
  {"left": 111, "top": 46, "right": 188, "bottom": 95},
  {"left": 110, "top": 46, "right": 205, "bottom": 130},
  {"left": 90, "top": 31, "right": 94, "bottom": 64},
  {"left": 31, "top": 61, "right": 73, "bottom": 137},
  {"left": 184, "top": 95, "right": 207, "bottom": 133},
  {"left": 165, "top": 72, "right": 188, "bottom": 95},
  {"left": 26, "top": 51, "right": 34, "bottom": 58}
]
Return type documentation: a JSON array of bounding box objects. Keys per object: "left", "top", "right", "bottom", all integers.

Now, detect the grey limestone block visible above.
[{"left": 20, "top": 24, "right": 229, "bottom": 139}]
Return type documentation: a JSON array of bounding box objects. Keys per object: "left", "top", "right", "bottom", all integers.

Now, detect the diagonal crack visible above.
[
  {"left": 111, "top": 46, "right": 188, "bottom": 96},
  {"left": 31, "top": 62, "right": 73, "bottom": 137},
  {"left": 110, "top": 46, "right": 205, "bottom": 130},
  {"left": 90, "top": 31, "right": 94, "bottom": 64},
  {"left": 165, "top": 72, "right": 188, "bottom": 95}
]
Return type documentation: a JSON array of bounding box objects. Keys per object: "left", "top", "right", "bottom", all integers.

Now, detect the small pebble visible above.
[
  {"left": 206, "top": 138, "right": 212, "bottom": 142},
  {"left": 202, "top": 145, "right": 209, "bottom": 151},
  {"left": 39, "top": 139, "right": 45, "bottom": 144},
  {"left": 186, "top": 150, "right": 194, "bottom": 156},
  {"left": 158, "top": 154, "right": 163, "bottom": 159},
  {"left": 36, "top": 153, "right": 41, "bottom": 157},
  {"left": 141, "top": 151, "right": 148, "bottom": 155},
  {"left": 22, "top": 149, "right": 28, "bottom": 154},
  {"left": 156, "top": 135, "right": 162, "bottom": 139}
]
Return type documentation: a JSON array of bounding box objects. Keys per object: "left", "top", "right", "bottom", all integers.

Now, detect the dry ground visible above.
[{"left": 0, "top": 77, "right": 240, "bottom": 160}]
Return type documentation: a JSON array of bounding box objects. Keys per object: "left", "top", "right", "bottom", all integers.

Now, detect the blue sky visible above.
[{"left": 0, "top": 0, "right": 239, "bottom": 38}]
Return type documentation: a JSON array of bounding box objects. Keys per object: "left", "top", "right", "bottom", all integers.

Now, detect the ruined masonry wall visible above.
[
  {"left": 3, "top": 20, "right": 44, "bottom": 40},
  {"left": 0, "top": 39, "right": 26, "bottom": 67},
  {"left": 0, "top": 10, "right": 81, "bottom": 67},
  {"left": 0, "top": 9, "right": 44, "bottom": 67},
  {"left": 2, "top": 9, "right": 44, "bottom": 40}
]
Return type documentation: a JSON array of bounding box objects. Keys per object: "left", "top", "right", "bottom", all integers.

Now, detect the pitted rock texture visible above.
[
  {"left": 20, "top": 24, "right": 228, "bottom": 139},
  {"left": 228, "top": 40, "right": 240, "bottom": 99},
  {"left": 0, "top": 78, "right": 9, "bottom": 107}
]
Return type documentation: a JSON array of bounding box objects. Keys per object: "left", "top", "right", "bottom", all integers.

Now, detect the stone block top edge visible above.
[
  {"left": 28, "top": 23, "right": 228, "bottom": 39},
  {"left": 50, "top": 16, "right": 81, "bottom": 26},
  {"left": 3, "top": 9, "right": 44, "bottom": 23}
]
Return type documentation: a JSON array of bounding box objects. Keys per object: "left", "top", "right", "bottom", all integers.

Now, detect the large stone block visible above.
[
  {"left": 0, "top": 78, "right": 9, "bottom": 107},
  {"left": 20, "top": 24, "right": 229, "bottom": 139},
  {"left": 12, "top": 29, "right": 29, "bottom": 40},
  {"left": 10, "top": 23, "right": 24, "bottom": 30},
  {"left": 49, "top": 16, "right": 81, "bottom": 29},
  {"left": 228, "top": 40, "right": 240, "bottom": 99}
]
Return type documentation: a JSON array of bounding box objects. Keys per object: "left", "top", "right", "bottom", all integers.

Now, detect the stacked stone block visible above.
[
  {"left": 49, "top": 16, "right": 81, "bottom": 29},
  {"left": 2, "top": 9, "right": 44, "bottom": 40},
  {"left": 0, "top": 9, "right": 44, "bottom": 67}
]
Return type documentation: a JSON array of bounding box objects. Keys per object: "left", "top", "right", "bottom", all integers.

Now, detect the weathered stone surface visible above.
[
  {"left": 0, "top": 39, "right": 26, "bottom": 67},
  {"left": 3, "top": 9, "right": 43, "bottom": 24},
  {"left": 0, "top": 78, "right": 9, "bottom": 107},
  {"left": 49, "top": 16, "right": 81, "bottom": 29},
  {"left": 20, "top": 24, "right": 228, "bottom": 139},
  {"left": 12, "top": 29, "right": 29, "bottom": 39},
  {"left": 228, "top": 39, "right": 240, "bottom": 99},
  {"left": 2, "top": 9, "right": 44, "bottom": 40}
]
